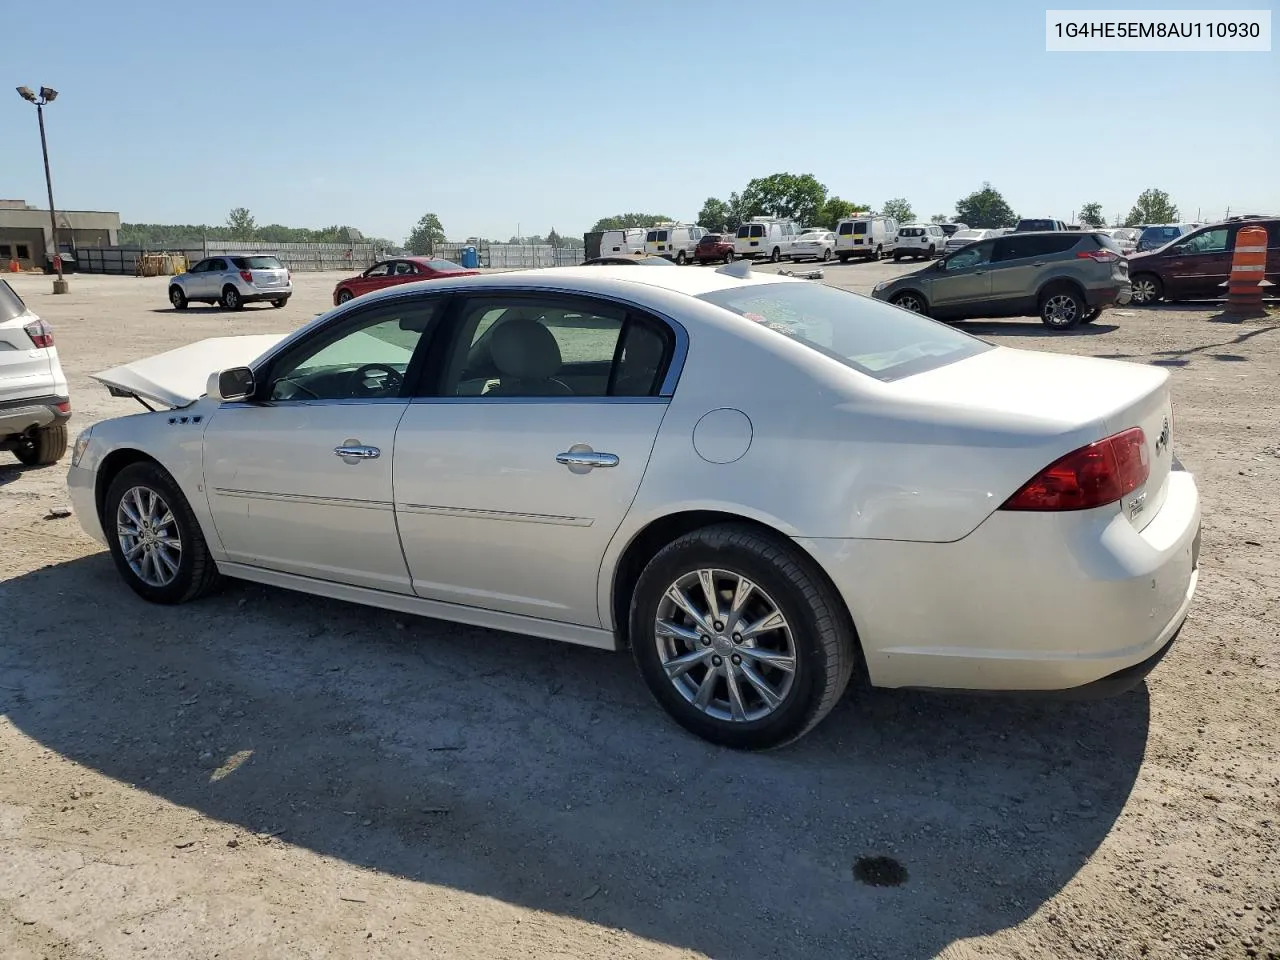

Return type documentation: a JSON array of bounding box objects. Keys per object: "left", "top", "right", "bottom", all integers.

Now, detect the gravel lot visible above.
[{"left": 2, "top": 264, "right": 1278, "bottom": 960}]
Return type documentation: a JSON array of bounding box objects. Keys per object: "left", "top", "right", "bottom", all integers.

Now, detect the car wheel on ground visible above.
[
  {"left": 1130, "top": 274, "right": 1163, "bottom": 306},
  {"left": 1040, "top": 285, "right": 1085, "bottom": 330},
  {"left": 875, "top": 245, "right": 883, "bottom": 260},
  {"left": 724, "top": 251, "right": 735, "bottom": 263},
  {"left": 770, "top": 248, "right": 782, "bottom": 263},
  {"left": 169, "top": 286, "right": 188, "bottom": 310},
  {"left": 893, "top": 251, "right": 903, "bottom": 262},
  {"left": 221, "top": 286, "right": 243, "bottom": 310},
  {"left": 891, "top": 291, "right": 928, "bottom": 315},
  {"left": 927, "top": 244, "right": 936, "bottom": 258},
  {"left": 271, "top": 297, "right": 289, "bottom": 309},
  {"left": 821, "top": 249, "right": 831, "bottom": 262},
  {"left": 837, "top": 254, "right": 849, "bottom": 264},
  {"left": 336, "top": 289, "right": 354, "bottom": 305},
  {"left": 13, "top": 423, "right": 67, "bottom": 466},
  {"left": 1081, "top": 307, "right": 1103, "bottom": 324},
  {"left": 104, "top": 461, "right": 222, "bottom": 605},
  {"left": 676, "top": 251, "right": 687, "bottom": 265},
  {"left": 629, "top": 523, "right": 857, "bottom": 750}
]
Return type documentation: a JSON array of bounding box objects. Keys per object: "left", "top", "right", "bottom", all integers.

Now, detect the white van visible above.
[
  {"left": 599, "top": 228, "right": 646, "bottom": 256},
  {"left": 733, "top": 218, "right": 801, "bottom": 261},
  {"left": 644, "top": 223, "right": 706, "bottom": 263},
  {"left": 835, "top": 215, "right": 899, "bottom": 261}
]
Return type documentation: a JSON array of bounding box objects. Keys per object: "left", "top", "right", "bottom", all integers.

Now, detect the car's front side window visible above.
[
  {"left": 945, "top": 242, "right": 992, "bottom": 270},
  {"left": 265, "top": 299, "right": 439, "bottom": 402},
  {"left": 1177, "top": 229, "right": 1229, "bottom": 255}
]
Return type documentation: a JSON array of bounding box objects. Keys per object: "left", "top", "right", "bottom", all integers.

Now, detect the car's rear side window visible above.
[
  {"left": 698, "top": 282, "right": 991, "bottom": 383},
  {"left": 231, "top": 256, "right": 284, "bottom": 270},
  {"left": 992, "top": 234, "right": 1079, "bottom": 261},
  {"left": 0, "top": 279, "right": 27, "bottom": 323}
]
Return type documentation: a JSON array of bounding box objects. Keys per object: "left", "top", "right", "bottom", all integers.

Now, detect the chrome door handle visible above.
[
  {"left": 556, "top": 450, "right": 619, "bottom": 469},
  {"left": 1032, "top": 261, "right": 1046, "bottom": 266},
  {"left": 334, "top": 442, "right": 380, "bottom": 460}
]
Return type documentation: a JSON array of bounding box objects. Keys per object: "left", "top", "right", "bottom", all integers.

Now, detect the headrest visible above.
[{"left": 490, "top": 318, "right": 562, "bottom": 381}]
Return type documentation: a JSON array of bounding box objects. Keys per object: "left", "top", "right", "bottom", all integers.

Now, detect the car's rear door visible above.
[
  {"left": 392, "top": 291, "right": 677, "bottom": 626},
  {"left": 988, "top": 234, "right": 1078, "bottom": 312},
  {"left": 201, "top": 294, "right": 444, "bottom": 592}
]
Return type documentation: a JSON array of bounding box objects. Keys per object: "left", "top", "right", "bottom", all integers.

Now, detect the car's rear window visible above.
[
  {"left": 697, "top": 282, "right": 990, "bottom": 383},
  {"left": 853, "top": 222, "right": 869, "bottom": 234},
  {"left": 646, "top": 230, "right": 659, "bottom": 242},
  {"left": 951, "top": 230, "right": 983, "bottom": 241},
  {"left": 1141, "top": 227, "right": 1183, "bottom": 244},
  {"left": 700, "top": 234, "right": 723, "bottom": 244},
  {"left": 0, "top": 279, "right": 27, "bottom": 323},
  {"left": 1017, "top": 219, "right": 1055, "bottom": 231},
  {"left": 231, "top": 256, "right": 284, "bottom": 270},
  {"left": 900, "top": 227, "right": 925, "bottom": 237}
]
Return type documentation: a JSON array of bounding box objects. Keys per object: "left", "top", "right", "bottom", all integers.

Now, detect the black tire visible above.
[
  {"left": 770, "top": 247, "right": 782, "bottom": 263},
  {"left": 676, "top": 251, "right": 687, "bottom": 265},
  {"left": 1081, "top": 307, "right": 1103, "bottom": 324},
  {"left": 874, "top": 245, "right": 883, "bottom": 260},
  {"left": 629, "top": 523, "right": 857, "bottom": 750},
  {"left": 893, "top": 251, "right": 903, "bottom": 262},
  {"left": 1040, "top": 285, "right": 1085, "bottom": 330},
  {"left": 891, "top": 291, "right": 929, "bottom": 315},
  {"left": 838, "top": 254, "right": 849, "bottom": 264},
  {"left": 103, "top": 461, "right": 221, "bottom": 605},
  {"left": 169, "top": 286, "right": 188, "bottom": 310},
  {"left": 336, "top": 289, "right": 355, "bottom": 305},
  {"left": 13, "top": 422, "right": 68, "bottom": 466},
  {"left": 221, "top": 286, "right": 243, "bottom": 310},
  {"left": 271, "top": 297, "right": 289, "bottom": 308},
  {"left": 724, "top": 251, "right": 735, "bottom": 263},
  {"left": 1130, "top": 273, "right": 1162, "bottom": 306},
  {"left": 927, "top": 244, "right": 936, "bottom": 258}
]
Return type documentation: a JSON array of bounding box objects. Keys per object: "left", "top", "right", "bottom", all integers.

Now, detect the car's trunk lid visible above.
[{"left": 93, "top": 333, "right": 288, "bottom": 409}]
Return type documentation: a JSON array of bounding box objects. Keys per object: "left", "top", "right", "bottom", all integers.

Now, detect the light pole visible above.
[{"left": 15, "top": 85, "right": 68, "bottom": 294}]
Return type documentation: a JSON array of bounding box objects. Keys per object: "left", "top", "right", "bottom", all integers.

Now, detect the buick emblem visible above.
[{"left": 1155, "top": 417, "right": 1170, "bottom": 454}]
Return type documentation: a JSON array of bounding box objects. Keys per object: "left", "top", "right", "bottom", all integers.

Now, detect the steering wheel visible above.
[{"left": 348, "top": 363, "right": 404, "bottom": 398}]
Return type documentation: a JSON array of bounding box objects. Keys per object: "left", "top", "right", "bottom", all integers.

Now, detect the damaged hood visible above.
[{"left": 93, "top": 334, "right": 288, "bottom": 409}]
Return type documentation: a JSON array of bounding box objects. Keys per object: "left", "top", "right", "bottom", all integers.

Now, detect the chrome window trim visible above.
[
  {"left": 409, "top": 396, "right": 672, "bottom": 406},
  {"left": 247, "top": 283, "right": 690, "bottom": 399}
]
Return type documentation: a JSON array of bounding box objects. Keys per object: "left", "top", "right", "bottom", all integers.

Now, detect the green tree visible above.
[
  {"left": 1124, "top": 188, "right": 1178, "bottom": 227},
  {"left": 1078, "top": 202, "right": 1106, "bottom": 228},
  {"left": 698, "top": 197, "right": 734, "bottom": 232},
  {"left": 930, "top": 213, "right": 949, "bottom": 224},
  {"left": 406, "top": 213, "right": 447, "bottom": 255},
  {"left": 881, "top": 198, "right": 915, "bottom": 224},
  {"left": 954, "top": 183, "right": 1018, "bottom": 228},
  {"left": 226, "top": 207, "right": 257, "bottom": 239},
  {"left": 814, "top": 197, "right": 866, "bottom": 230},
  {"left": 740, "top": 172, "right": 828, "bottom": 226},
  {"left": 546, "top": 228, "right": 562, "bottom": 247},
  {"left": 590, "top": 213, "right": 671, "bottom": 232}
]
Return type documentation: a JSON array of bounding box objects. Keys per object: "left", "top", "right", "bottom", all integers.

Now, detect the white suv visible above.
[
  {"left": 0, "top": 279, "right": 71, "bottom": 466},
  {"left": 168, "top": 255, "right": 292, "bottom": 310},
  {"left": 894, "top": 224, "right": 947, "bottom": 261}
]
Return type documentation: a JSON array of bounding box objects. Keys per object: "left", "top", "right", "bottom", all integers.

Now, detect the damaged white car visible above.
[{"left": 69, "top": 265, "right": 1201, "bottom": 748}]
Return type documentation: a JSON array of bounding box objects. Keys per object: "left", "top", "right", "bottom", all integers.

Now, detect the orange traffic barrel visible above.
[
  {"left": 1223, "top": 225, "right": 1269, "bottom": 318},
  {"left": 6, "top": 259, "right": 17, "bottom": 273}
]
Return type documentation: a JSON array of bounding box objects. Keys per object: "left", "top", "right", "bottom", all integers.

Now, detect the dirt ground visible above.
[{"left": 1, "top": 265, "right": 1278, "bottom": 960}]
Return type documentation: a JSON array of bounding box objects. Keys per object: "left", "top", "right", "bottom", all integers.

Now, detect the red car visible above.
[
  {"left": 695, "top": 233, "right": 735, "bottom": 265},
  {"left": 332, "top": 256, "right": 479, "bottom": 305}
]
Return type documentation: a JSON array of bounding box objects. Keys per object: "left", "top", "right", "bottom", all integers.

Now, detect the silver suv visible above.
[
  {"left": 0, "top": 279, "right": 70, "bottom": 465},
  {"left": 871, "top": 231, "right": 1131, "bottom": 330},
  {"left": 169, "top": 255, "right": 292, "bottom": 310}
]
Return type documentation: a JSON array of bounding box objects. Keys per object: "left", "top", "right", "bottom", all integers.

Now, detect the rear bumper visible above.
[
  {"left": 1087, "top": 284, "right": 1133, "bottom": 307},
  {"left": 0, "top": 395, "right": 71, "bottom": 439},
  {"left": 796, "top": 470, "right": 1201, "bottom": 693},
  {"left": 240, "top": 288, "right": 292, "bottom": 303}
]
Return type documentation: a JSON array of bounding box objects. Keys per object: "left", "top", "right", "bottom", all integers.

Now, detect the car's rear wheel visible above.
[
  {"left": 838, "top": 254, "right": 849, "bottom": 264},
  {"left": 629, "top": 523, "right": 857, "bottom": 750},
  {"left": 1081, "top": 307, "right": 1103, "bottom": 324},
  {"left": 927, "top": 244, "right": 936, "bottom": 258},
  {"left": 724, "top": 251, "right": 735, "bottom": 263},
  {"left": 770, "top": 247, "right": 782, "bottom": 263},
  {"left": 891, "top": 291, "right": 928, "bottom": 314},
  {"left": 1130, "top": 274, "right": 1162, "bottom": 306},
  {"left": 271, "top": 297, "right": 289, "bottom": 308},
  {"left": 875, "top": 245, "right": 884, "bottom": 260},
  {"left": 893, "top": 251, "right": 903, "bottom": 262},
  {"left": 104, "top": 462, "right": 221, "bottom": 605},
  {"left": 676, "top": 251, "right": 687, "bottom": 265},
  {"left": 821, "top": 248, "right": 831, "bottom": 262},
  {"left": 1040, "top": 286, "right": 1085, "bottom": 330},
  {"left": 13, "top": 423, "right": 67, "bottom": 466},
  {"left": 169, "top": 286, "right": 188, "bottom": 310},
  {"left": 221, "top": 286, "right": 243, "bottom": 310},
  {"left": 336, "top": 289, "right": 355, "bottom": 305}
]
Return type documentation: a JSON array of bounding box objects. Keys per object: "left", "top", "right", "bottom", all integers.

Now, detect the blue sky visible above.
[{"left": 3, "top": 0, "right": 1275, "bottom": 241}]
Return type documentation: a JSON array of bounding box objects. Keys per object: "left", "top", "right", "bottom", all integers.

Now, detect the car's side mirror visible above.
[
  {"left": 216, "top": 366, "right": 256, "bottom": 402},
  {"left": 935, "top": 259, "right": 947, "bottom": 270}
]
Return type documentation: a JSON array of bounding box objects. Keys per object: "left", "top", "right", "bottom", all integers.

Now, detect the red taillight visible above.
[
  {"left": 24, "top": 319, "right": 54, "bottom": 348},
  {"left": 1001, "top": 428, "right": 1149, "bottom": 512},
  {"left": 1077, "top": 249, "right": 1119, "bottom": 263},
  {"left": 240, "top": 270, "right": 254, "bottom": 283},
  {"left": 54, "top": 400, "right": 71, "bottom": 414}
]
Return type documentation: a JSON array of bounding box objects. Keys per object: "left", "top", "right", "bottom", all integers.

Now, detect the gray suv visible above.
[
  {"left": 169, "top": 255, "right": 292, "bottom": 310},
  {"left": 871, "top": 231, "right": 1131, "bottom": 330}
]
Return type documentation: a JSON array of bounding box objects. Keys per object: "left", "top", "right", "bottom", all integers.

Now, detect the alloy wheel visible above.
[
  {"left": 1043, "top": 294, "right": 1079, "bottom": 327},
  {"left": 116, "top": 486, "right": 182, "bottom": 588},
  {"left": 894, "top": 294, "right": 924, "bottom": 313},
  {"left": 654, "top": 568, "right": 797, "bottom": 723},
  {"left": 1131, "top": 278, "right": 1158, "bottom": 304}
]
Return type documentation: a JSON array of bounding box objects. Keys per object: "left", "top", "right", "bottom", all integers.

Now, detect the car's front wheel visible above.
[
  {"left": 169, "top": 286, "right": 188, "bottom": 310},
  {"left": 891, "top": 291, "right": 928, "bottom": 314},
  {"left": 13, "top": 423, "right": 67, "bottom": 466},
  {"left": 221, "top": 286, "right": 243, "bottom": 310},
  {"left": 1040, "top": 286, "right": 1085, "bottom": 330},
  {"left": 336, "top": 289, "right": 355, "bottom": 305},
  {"left": 1130, "top": 274, "right": 1162, "bottom": 306},
  {"left": 629, "top": 524, "right": 857, "bottom": 750},
  {"left": 104, "top": 462, "right": 221, "bottom": 604}
]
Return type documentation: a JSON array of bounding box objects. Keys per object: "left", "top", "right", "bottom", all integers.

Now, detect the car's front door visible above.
[
  {"left": 1162, "top": 227, "right": 1233, "bottom": 300},
  {"left": 393, "top": 292, "right": 676, "bottom": 625},
  {"left": 201, "top": 294, "right": 443, "bottom": 593},
  {"left": 352, "top": 261, "right": 392, "bottom": 299},
  {"left": 929, "top": 240, "right": 995, "bottom": 315},
  {"left": 202, "top": 257, "right": 230, "bottom": 300},
  {"left": 183, "top": 259, "right": 209, "bottom": 297}
]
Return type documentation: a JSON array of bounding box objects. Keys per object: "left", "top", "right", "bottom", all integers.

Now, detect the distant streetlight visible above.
[{"left": 15, "top": 85, "right": 68, "bottom": 293}]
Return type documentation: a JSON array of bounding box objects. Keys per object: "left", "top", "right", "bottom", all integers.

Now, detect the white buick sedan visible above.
[{"left": 69, "top": 265, "right": 1201, "bottom": 749}]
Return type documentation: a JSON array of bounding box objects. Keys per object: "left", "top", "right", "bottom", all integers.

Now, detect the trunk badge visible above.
[{"left": 1155, "top": 417, "right": 1170, "bottom": 454}]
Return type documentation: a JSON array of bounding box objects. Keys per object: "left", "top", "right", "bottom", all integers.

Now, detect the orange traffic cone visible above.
[{"left": 1221, "top": 224, "right": 1271, "bottom": 319}]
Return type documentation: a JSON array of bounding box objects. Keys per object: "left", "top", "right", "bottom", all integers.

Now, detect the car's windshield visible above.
[
  {"left": 0, "top": 279, "right": 27, "bottom": 323},
  {"left": 697, "top": 282, "right": 990, "bottom": 383},
  {"left": 231, "top": 255, "right": 284, "bottom": 270}
]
